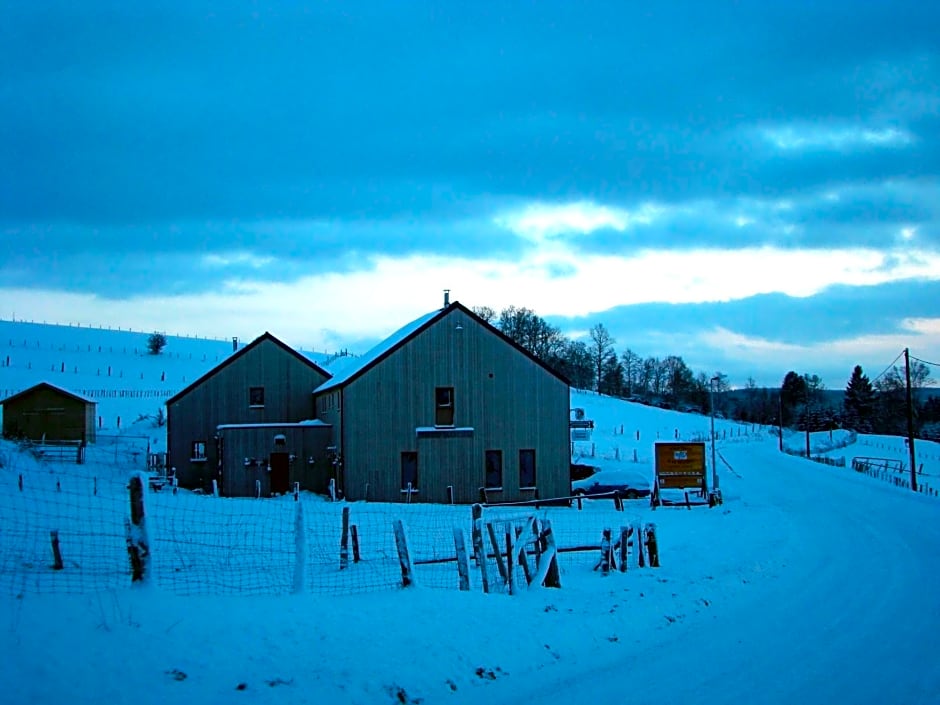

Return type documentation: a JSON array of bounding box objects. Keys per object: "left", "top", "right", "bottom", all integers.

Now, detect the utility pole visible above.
[
  {"left": 710, "top": 376, "right": 720, "bottom": 492},
  {"left": 904, "top": 348, "right": 918, "bottom": 492},
  {"left": 778, "top": 395, "right": 784, "bottom": 452}
]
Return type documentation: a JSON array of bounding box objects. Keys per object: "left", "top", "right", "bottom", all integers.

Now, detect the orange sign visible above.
[{"left": 654, "top": 442, "right": 706, "bottom": 490}]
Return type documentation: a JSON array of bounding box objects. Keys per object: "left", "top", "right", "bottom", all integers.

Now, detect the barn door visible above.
[{"left": 269, "top": 452, "right": 290, "bottom": 495}]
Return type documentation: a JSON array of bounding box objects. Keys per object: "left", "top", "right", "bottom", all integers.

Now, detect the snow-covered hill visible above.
[
  {"left": 0, "top": 319, "right": 335, "bottom": 451},
  {"left": 2, "top": 372, "right": 940, "bottom": 704}
]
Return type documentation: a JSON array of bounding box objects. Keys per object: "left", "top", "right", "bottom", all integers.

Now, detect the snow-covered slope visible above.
[{"left": 1, "top": 382, "right": 939, "bottom": 704}]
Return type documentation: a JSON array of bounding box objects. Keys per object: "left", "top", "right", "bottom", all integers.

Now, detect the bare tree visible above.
[{"left": 588, "top": 324, "right": 615, "bottom": 393}]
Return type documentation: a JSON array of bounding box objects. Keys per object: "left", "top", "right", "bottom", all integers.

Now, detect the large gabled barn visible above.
[
  {"left": 166, "top": 332, "right": 332, "bottom": 495},
  {"left": 313, "top": 300, "right": 571, "bottom": 504}
]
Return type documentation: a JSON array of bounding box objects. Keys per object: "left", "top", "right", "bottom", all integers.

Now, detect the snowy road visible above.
[{"left": 462, "top": 441, "right": 940, "bottom": 705}]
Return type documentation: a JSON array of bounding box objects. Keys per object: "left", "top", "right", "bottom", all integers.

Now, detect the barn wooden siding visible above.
[
  {"left": 216, "top": 424, "right": 334, "bottom": 497},
  {"left": 1, "top": 383, "right": 96, "bottom": 444},
  {"left": 324, "top": 306, "right": 570, "bottom": 503},
  {"left": 167, "top": 336, "right": 330, "bottom": 493}
]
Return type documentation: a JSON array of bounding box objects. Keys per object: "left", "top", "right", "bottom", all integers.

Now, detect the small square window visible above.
[
  {"left": 485, "top": 450, "right": 503, "bottom": 489},
  {"left": 191, "top": 441, "right": 206, "bottom": 460},
  {"left": 435, "top": 387, "right": 454, "bottom": 427},
  {"left": 249, "top": 386, "right": 265, "bottom": 407}
]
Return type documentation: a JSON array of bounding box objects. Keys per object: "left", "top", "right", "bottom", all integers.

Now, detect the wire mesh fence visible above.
[{"left": 0, "top": 443, "right": 659, "bottom": 597}]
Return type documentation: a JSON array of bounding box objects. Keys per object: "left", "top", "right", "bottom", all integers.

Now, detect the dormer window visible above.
[{"left": 435, "top": 387, "right": 454, "bottom": 427}]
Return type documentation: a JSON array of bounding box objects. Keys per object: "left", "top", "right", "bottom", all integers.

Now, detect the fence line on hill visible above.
[
  {"left": 0, "top": 461, "right": 664, "bottom": 598},
  {"left": 0, "top": 388, "right": 179, "bottom": 401}
]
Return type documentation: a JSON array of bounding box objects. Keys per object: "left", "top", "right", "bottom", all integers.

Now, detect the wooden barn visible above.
[
  {"left": 166, "top": 332, "right": 332, "bottom": 495},
  {"left": 313, "top": 297, "right": 571, "bottom": 504},
  {"left": 1, "top": 381, "right": 97, "bottom": 444}
]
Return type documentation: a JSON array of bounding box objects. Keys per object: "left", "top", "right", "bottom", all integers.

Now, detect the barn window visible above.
[
  {"left": 435, "top": 387, "right": 454, "bottom": 427},
  {"left": 401, "top": 451, "right": 418, "bottom": 492},
  {"left": 191, "top": 441, "right": 207, "bottom": 461},
  {"left": 249, "top": 386, "right": 265, "bottom": 407},
  {"left": 485, "top": 450, "right": 503, "bottom": 489},
  {"left": 519, "top": 449, "right": 536, "bottom": 488}
]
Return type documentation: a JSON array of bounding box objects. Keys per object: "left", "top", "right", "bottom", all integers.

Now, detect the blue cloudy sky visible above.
[{"left": 2, "top": 1, "right": 939, "bottom": 388}]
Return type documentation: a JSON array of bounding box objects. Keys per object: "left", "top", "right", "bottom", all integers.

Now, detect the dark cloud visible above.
[
  {"left": 548, "top": 280, "right": 940, "bottom": 386},
  {"left": 552, "top": 279, "right": 940, "bottom": 354},
  {"left": 3, "top": 1, "right": 939, "bottom": 227}
]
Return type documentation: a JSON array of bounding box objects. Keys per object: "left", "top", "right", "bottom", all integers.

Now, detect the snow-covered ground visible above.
[{"left": 1, "top": 323, "right": 939, "bottom": 704}]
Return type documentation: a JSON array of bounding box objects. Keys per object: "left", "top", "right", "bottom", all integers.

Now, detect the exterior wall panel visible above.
[
  {"left": 167, "top": 338, "right": 329, "bottom": 493},
  {"left": 339, "top": 308, "right": 570, "bottom": 503}
]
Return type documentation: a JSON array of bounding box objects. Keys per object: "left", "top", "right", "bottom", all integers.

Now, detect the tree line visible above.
[
  {"left": 474, "top": 305, "right": 729, "bottom": 411},
  {"left": 475, "top": 305, "right": 939, "bottom": 438}
]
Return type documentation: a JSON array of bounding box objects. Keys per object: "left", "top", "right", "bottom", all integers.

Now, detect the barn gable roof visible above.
[
  {"left": 314, "top": 301, "right": 570, "bottom": 394},
  {"left": 166, "top": 331, "right": 331, "bottom": 405},
  {"left": 0, "top": 381, "right": 96, "bottom": 407}
]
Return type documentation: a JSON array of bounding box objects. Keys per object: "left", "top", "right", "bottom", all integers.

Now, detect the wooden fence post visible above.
[
  {"left": 393, "top": 519, "right": 415, "bottom": 588},
  {"left": 126, "top": 474, "right": 150, "bottom": 583},
  {"left": 340, "top": 506, "right": 350, "bottom": 570},
  {"left": 454, "top": 528, "right": 470, "bottom": 591},
  {"left": 619, "top": 526, "right": 631, "bottom": 572},
  {"left": 293, "top": 501, "right": 306, "bottom": 594},
  {"left": 533, "top": 519, "right": 561, "bottom": 589},
  {"left": 471, "top": 504, "right": 489, "bottom": 593},
  {"left": 487, "top": 523, "right": 508, "bottom": 582},
  {"left": 505, "top": 528, "right": 515, "bottom": 595},
  {"left": 351, "top": 525, "right": 361, "bottom": 563},
  {"left": 645, "top": 523, "right": 660, "bottom": 567},
  {"left": 596, "top": 528, "right": 614, "bottom": 574},
  {"left": 50, "top": 530, "right": 64, "bottom": 570}
]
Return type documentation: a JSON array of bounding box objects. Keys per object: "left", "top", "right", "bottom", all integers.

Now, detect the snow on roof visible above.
[
  {"left": 216, "top": 420, "right": 330, "bottom": 430},
  {"left": 315, "top": 308, "right": 443, "bottom": 393}
]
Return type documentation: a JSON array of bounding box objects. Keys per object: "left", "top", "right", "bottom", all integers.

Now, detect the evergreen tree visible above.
[
  {"left": 843, "top": 365, "right": 875, "bottom": 432},
  {"left": 780, "top": 371, "right": 808, "bottom": 427}
]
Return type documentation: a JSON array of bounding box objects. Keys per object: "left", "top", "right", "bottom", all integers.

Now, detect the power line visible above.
[
  {"left": 871, "top": 350, "right": 906, "bottom": 385},
  {"left": 910, "top": 354, "right": 940, "bottom": 368}
]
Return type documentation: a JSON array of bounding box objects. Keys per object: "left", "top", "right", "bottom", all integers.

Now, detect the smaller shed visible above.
[
  {"left": 215, "top": 421, "right": 334, "bottom": 497},
  {"left": 0, "top": 381, "right": 97, "bottom": 444}
]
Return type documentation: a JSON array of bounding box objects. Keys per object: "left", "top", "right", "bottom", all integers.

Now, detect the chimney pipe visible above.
[
  {"left": 443, "top": 289, "right": 450, "bottom": 307},
  {"left": 232, "top": 336, "right": 238, "bottom": 352}
]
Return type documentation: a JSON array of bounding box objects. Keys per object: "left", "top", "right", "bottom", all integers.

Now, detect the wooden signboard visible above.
[{"left": 654, "top": 442, "right": 706, "bottom": 493}]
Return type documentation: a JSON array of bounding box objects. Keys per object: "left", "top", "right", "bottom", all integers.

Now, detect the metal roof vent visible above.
[{"left": 443, "top": 289, "right": 450, "bottom": 307}]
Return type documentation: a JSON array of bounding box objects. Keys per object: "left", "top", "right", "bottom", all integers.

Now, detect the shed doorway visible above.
[{"left": 270, "top": 452, "right": 290, "bottom": 495}]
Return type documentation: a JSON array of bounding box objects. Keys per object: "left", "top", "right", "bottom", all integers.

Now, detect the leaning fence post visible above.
[
  {"left": 340, "top": 506, "right": 350, "bottom": 570},
  {"left": 534, "top": 519, "right": 561, "bottom": 589},
  {"left": 471, "top": 504, "right": 490, "bottom": 593},
  {"left": 126, "top": 473, "right": 150, "bottom": 584},
  {"left": 50, "top": 530, "right": 64, "bottom": 570},
  {"left": 393, "top": 519, "right": 415, "bottom": 588},
  {"left": 505, "top": 528, "right": 515, "bottom": 595},
  {"left": 487, "top": 522, "right": 508, "bottom": 582},
  {"left": 454, "top": 528, "right": 470, "bottom": 591}
]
